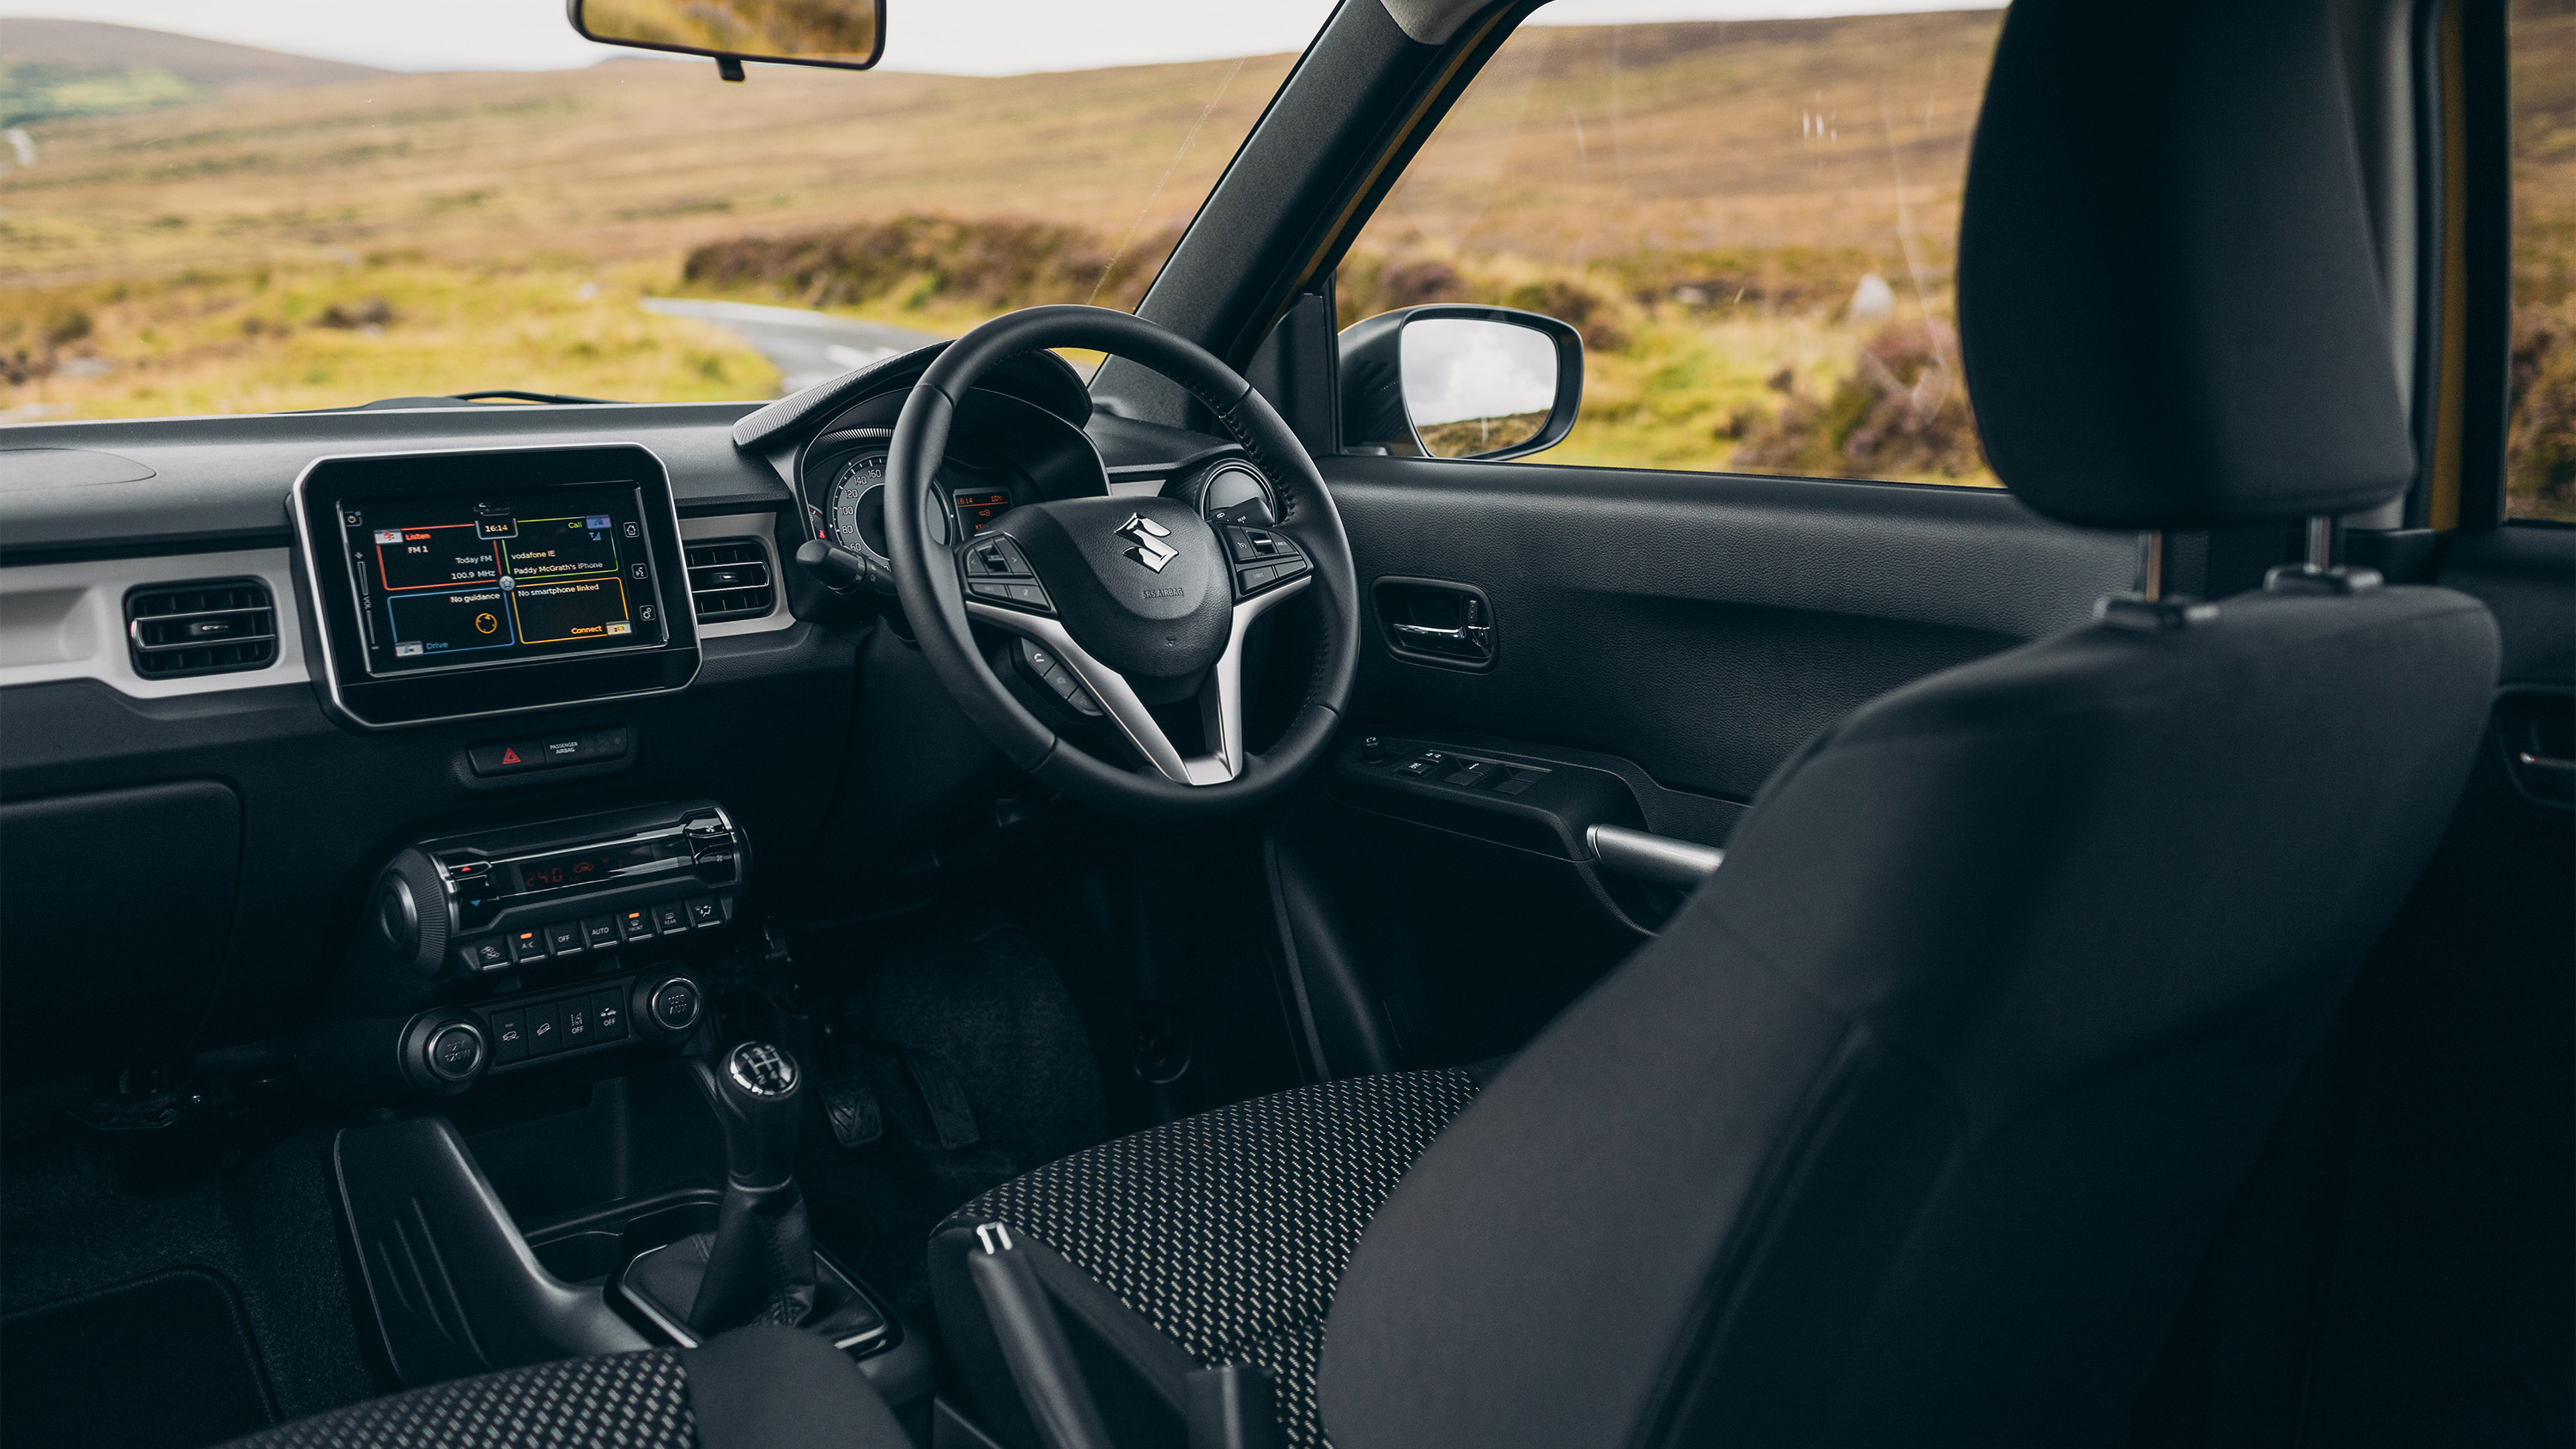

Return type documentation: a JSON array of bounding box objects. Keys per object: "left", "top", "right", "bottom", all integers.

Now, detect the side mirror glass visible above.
[
  {"left": 1337, "top": 306, "right": 1583, "bottom": 461},
  {"left": 568, "top": 0, "right": 885, "bottom": 73}
]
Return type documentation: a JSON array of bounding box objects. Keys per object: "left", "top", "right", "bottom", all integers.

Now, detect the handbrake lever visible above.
[{"left": 966, "top": 1221, "right": 1282, "bottom": 1449}]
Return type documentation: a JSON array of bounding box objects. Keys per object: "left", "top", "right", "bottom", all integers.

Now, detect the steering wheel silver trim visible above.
[{"left": 964, "top": 573, "right": 1310, "bottom": 787}]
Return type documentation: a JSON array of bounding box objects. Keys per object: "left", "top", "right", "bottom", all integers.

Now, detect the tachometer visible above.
[{"left": 823, "top": 450, "right": 891, "bottom": 563}]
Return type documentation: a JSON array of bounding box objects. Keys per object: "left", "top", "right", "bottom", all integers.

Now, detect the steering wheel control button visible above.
[
  {"left": 650, "top": 978, "right": 702, "bottom": 1034},
  {"left": 590, "top": 991, "right": 628, "bottom": 1041},
  {"left": 582, "top": 915, "right": 622, "bottom": 951},
  {"left": 542, "top": 921, "right": 585, "bottom": 958},
  {"left": 650, "top": 901, "right": 690, "bottom": 935},
  {"left": 507, "top": 928, "right": 549, "bottom": 965},
  {"left": 425, "top": 1022, "right": 486, "bottom": 1083},
  {"left": 965, "top": 539, "right": 1034, "bottom": 578},
  {"left": 618, "top": 908, "right": 656, "bottom": 943},
  {"left": 489, "top": 1008, "right": 528, "bottom": 1065},
  {"left": 727, "top": 1041, "right": 799, "bottom": 1098},
  {"left": 684, "top": 895, "right": 723, "bottom": 928}
]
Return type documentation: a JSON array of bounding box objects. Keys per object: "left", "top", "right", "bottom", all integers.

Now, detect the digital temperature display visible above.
[{"left": 509, "top": 837, "right": 686, "bottom": 894}]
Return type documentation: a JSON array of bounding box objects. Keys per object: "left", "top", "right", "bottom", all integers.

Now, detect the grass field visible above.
[{"left": 3, "top": 7, "right": 2569, "bottom": 514}]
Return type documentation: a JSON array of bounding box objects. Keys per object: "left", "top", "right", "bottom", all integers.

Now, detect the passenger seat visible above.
[{"left": 215, "top": 1325, "right": 904, "bottom": 1449}]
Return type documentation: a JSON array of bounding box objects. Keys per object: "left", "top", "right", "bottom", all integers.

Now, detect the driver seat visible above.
[{"left": 932, "top": 2, "right": 2501, "bottom": 1445}]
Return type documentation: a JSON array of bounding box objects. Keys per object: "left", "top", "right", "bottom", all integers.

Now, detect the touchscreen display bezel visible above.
[{"left": 289, "top": 443, "right": 702, "bottom": 733}]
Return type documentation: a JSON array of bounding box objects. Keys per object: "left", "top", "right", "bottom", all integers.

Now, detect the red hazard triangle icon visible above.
[{"left": 501, "top": 746, "right": 522, "bottom": 765}]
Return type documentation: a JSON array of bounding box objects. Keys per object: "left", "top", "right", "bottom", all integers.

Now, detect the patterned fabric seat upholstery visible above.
[
  {"left": 930, "top": 1070, "right": 1489, "bottom": 1449},
  {"left": 216, "top": 1324, "right": 903, "bottom": 1449}
]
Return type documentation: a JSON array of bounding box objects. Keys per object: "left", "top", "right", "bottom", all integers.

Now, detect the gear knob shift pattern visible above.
[
  {"left": 682, "top": 1040, "right": 818, "bottom": 1331},
  {"left": 704, "top": 1040, "right": 805, "bottom": 1189}
]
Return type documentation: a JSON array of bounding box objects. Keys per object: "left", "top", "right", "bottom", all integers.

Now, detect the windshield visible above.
[{"left": 0, "top": 1, "right": 1329, "bottom": 419}]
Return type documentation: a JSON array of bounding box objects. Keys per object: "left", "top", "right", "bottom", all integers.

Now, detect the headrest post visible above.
[
  {"left": 2136, "top": 532, "right": 2165, "bottom": 603},
  {"left": 2263, "top": 514, "right": 2383, "bottom": 596}
]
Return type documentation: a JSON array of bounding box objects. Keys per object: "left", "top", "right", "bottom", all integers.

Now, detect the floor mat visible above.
[
  {"left": 1, "top": 1268, "right": 278, "bottom": 1449},
  {"left": 0, "top": 1122, "right": 375, "bottom": 1427},
  {"left": 796, "top": 912, "right": 1109, "bottom": 1313}
]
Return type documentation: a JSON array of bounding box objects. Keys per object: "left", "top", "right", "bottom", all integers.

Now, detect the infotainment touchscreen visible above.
[{"left": 336, "top": 484, "right": 670, "bottom": 675}]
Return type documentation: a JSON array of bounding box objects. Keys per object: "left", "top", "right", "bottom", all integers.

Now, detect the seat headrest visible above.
[{"left": 1959, "top": 0, "right": 2415, "bottom": 531}]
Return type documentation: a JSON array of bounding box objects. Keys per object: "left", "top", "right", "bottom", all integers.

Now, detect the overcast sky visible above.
[{"left": 0, "top": 0, "right": 2002, "bottom": 76}]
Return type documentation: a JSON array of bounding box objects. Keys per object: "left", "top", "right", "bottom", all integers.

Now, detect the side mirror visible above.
[
  {"left": 1337, "top": 306, "right": 1583, "bottom": 461},
  {"left": 567, "top": 0, "right": 885, "bottom": 76}
]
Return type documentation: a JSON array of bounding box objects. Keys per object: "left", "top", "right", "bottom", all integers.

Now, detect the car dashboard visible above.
[{"left": 0, "top": 346, "right": 1266, "bottom": 1105}]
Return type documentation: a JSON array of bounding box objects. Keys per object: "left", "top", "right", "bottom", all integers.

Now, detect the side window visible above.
[
  {"left": 2506, "top": 0, "right": 2573, "bottom": 521},
  {"left": 1337, "top": 8, "right": 2006, "bottom": 484}
]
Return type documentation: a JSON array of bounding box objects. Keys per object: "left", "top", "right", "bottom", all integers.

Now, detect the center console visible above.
[
  {"left": 307, "top": 798, "right": 938, "bottom": 1430},
  {"left": 289, "top": 444, "right": 701, "bottom": 732}
]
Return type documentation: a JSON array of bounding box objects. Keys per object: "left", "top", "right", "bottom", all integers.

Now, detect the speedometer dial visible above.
[{"left": 824, "top": 451, "right": 890, "bottom": 563}]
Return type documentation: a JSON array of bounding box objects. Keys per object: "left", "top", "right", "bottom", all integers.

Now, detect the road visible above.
[{"left": 639, "top": 298, "right": 945, "bottom": 394}]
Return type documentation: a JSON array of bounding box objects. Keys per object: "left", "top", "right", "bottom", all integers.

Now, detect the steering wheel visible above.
[{"left": 883, "top": 306, "right": 1360, "bottom": 819}]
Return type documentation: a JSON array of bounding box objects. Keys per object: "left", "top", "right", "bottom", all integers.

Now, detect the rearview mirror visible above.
[
  {"left": 1337, "top": 306, "right": 1583, "bottom": 461},
  {"left": 568, "top": 0, "right": 885, "bottom": 76}
]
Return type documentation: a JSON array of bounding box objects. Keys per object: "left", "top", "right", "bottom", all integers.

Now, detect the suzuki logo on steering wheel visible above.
[{"left": 1115, "top": 513, "right": 1178, "bottom": 573}]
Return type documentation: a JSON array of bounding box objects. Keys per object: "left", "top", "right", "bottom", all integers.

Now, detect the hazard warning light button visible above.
[{"left": 465, "top": 727, "right": 633, "bottom": 779}]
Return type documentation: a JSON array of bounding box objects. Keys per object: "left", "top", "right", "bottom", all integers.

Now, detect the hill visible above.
[{"left": 0, "top": 20, "right": 386, "bottom": 93}]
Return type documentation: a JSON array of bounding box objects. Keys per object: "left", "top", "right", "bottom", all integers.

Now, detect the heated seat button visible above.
[
  {"left": 489, "top": 1008, "right": 528, "bottom": 1064},
  {"left": 583, "top": 915, "right": 622, "bottom": 951},
  {"left": 561, "top": 998, "right": 592, "bottom": 1046},
  {"left": 684, "top": 895, "right": 722, "bottom": 929},
  {"left": 618, "top": 908, "right": 656, "bottom": 943},
  {"left": 525, "top": 1001, "right": 563, "bottom": 1056},
  {"left": 507, "top": 927, "right": 549, "bottom": 965},
  {"left": 543, "top": 921, "right": 585, "bottom": 958},
  {"left": 651, "top": 901, "right": 690, "bottom": 935},
  {"left": 590, "top": 990, "right": 627, "bottom": 1041}
]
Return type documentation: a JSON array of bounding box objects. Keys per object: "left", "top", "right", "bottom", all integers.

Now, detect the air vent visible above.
[
  {"left": 125, "top": 578, "right": 277, "bottom": 679},
  {"left": 685, "top": 538, "right": 775, "bottom": 624}
]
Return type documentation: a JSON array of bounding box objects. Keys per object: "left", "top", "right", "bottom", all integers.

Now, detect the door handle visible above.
[
  {"left": 1390, "top": 619, "right": 1492, "bottom": 659},
  {"left": 1375, "top": 578, "right": 1496, "bottom": 669}
]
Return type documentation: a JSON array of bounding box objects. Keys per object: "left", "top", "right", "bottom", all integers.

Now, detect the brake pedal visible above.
[{"left": 816, "top": 1075, "right": 883, "bottom": 1149}]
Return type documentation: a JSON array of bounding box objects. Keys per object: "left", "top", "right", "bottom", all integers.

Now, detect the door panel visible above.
[
  {"left": 1271, "top": 455, "right": 2136, "bottom": 1076},
  {"left": 1323, "top": 455, "right": 2136, "bottom": 805}
]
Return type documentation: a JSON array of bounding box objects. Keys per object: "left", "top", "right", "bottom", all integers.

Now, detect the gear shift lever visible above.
[{"left": 683, "top": 1041, "right": 819, "bottom": 1333}]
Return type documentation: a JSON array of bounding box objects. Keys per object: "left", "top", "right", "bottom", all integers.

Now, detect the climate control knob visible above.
[{"left": 422, "top": 1020, "right": 487, "bottom": 1084}]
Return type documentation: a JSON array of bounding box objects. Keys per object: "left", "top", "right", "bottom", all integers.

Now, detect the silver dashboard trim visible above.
[
  {"left": 679, "top": 513, "right": 795, "bottom": 638},
  {"left": 0, "top": 546, "right": 312, "bottom": 698}
]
